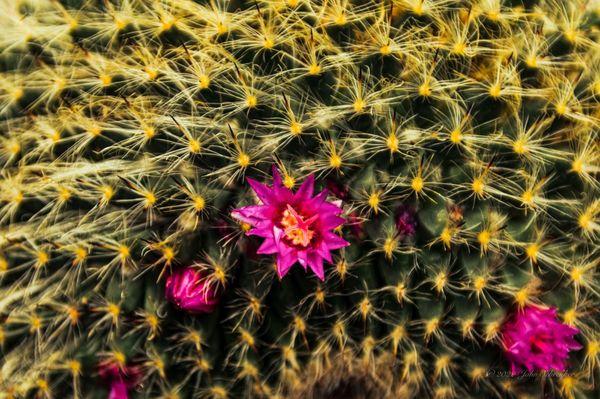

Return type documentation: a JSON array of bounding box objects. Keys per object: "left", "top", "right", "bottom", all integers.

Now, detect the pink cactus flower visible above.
[
  {"left": 501, "top": 305, "right": 582, "bottom": 375},
  {"left": 98, "top": 362, "right": 140, "bottom": 399},
  {"left": 165, "top": 267, "right": 220, "bottom": 314},
  {"left": 231, "top": 167, "right": 349, "bottom": 280}
]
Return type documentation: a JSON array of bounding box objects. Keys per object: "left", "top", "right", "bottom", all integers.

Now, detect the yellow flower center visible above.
[
  {"left": 145, "top": 67, "right": 158, "bottom": 81},
  {"left": 587, "top": 340, "right": 599, "bottom": 357},
  {"left": 383, "top": 237, "right": 397, "bottom": 259},
  {"left": 144, "top": 127, "right": 156, "bottom": 139},
  {"left": 161, "top": 18, "right": 174, "bottom": 31},
  {"left": 74, "top": 247, "right": 88, "bottom": 263},
  {"left": 37, "top": 251, "right": 49, "bottom": 266},
  {"left": 521, "top": 190, "right": 534, "bottom": 206},
  {"left": 8, "top": 140, "right": 20, "bottom": 154},
  {"left": 564, "top": 29, "right": 578, "bottom": 43},
  {"left": 115, "top": 19, "right": 127, "bottom": 30},
  {"left": 68, "top": 307, "right": 79, "bottom": 324},
  {"left": 0, "top": 257, "right": 8, "bottom": 272},
  {"left": 280, "top": 206, "right": 315, "bottom": 247},
  {"left": 101, "top": 186, "right": 114, "bottom": 204}
]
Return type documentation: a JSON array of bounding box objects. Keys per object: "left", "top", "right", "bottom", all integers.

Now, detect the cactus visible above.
[{"left": 0, "top": 0, "right": 598, "bottom": 398}]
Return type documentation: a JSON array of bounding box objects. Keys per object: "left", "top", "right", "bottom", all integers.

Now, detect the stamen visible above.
[{"left": 280, "top": 205, "right": 316, "bottom": 247}]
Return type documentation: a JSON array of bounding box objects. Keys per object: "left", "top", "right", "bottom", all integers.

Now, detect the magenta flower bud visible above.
[
  {"left": 501, "top": 305, "right": 582, "bottom": 375},
  {"left": 98, "top": 362, "right": 140, "bottom": 399},
  {"left": 108, "top": 380, "right": 129, "bottom": 399},
  {"left": 396, "top": 205, "right": 417, "bottom": 238},
  {"left": 165, "top": 267, "right": 220, "bottom": 314}
]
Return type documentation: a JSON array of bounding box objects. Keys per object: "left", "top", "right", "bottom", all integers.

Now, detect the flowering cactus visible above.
[
  {"left": 0, "top": 0, "right": 598, "bottom": 398},
  {"left": 502, "top": 306, "right": 582, "bottom": 375}
]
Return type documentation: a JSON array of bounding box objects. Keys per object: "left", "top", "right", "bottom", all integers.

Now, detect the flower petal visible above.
[
  {"left": 314, "top": 243, "right": 333, "bottom": 263},
  {"left": 319, "top": 214, "right": 346, "bottom": 229},
  {"left": 257, "top": 237, "right": 279, "bottom": 254},
  {"left": 294, "top": 174, "right": 314, "bottom": 202},
  {"left": 307, "top": 253, "right": 325, "bottom": 280},
  {"left": 277, "top": 253, "right": 297, "bottom": 278},
  {"left": 247, "top": 178, "right": 274, "bottom": 204},
  {"left": 247, "top": 226, "right": 273, "bottom": 238},
  {"left": 108, "top": 379, "right": 129, "bottom": 399},
  {"left": 323, "top": 232, "right": 350, "bottom": 250},
  {"left": 272, "top": 166, "right": 283, "bottom": 188},
  {"left": 231, "top": 205, "right": 272, "bottom": 225},
  {"left": 296, "top": 249, "right": 309, "bottom": 269}
]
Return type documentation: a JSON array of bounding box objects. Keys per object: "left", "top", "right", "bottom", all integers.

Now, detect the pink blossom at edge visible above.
[{"left": 501, "top": 305, "right": 582, "bottom": 375}]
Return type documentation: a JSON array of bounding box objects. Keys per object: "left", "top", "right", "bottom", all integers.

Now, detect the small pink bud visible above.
[
  {"left": 108, "top": 380, "right": 129, "bottom": 399},
  {"left": 98, "top": 361, "right": 140, "bottom": 399},
  {"left": 165, "top": 267, "right": 220, "bottom": 314},
  {"left": 396, "top": 205, "right": 417, "bottom": 238}
]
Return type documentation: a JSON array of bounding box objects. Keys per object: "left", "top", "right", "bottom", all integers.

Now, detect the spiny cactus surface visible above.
[{"left": 0, "top": 0, "right": 599, "bottom": 398}]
